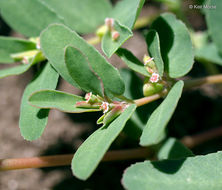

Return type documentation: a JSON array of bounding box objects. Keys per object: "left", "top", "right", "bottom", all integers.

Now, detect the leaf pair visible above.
[
  {"left": 40, "top": 24, "right": 125, "bottom": 97},
  {"left": 118, "top": 13, "right": 194, "bottom": 79},
  {"left": 101, "top": 0, "right": 145, "bottom": 57}
]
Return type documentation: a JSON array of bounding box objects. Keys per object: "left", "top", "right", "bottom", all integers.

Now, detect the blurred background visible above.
[{"left": 1, "top": 0, "right": 222, "bottom": 189}]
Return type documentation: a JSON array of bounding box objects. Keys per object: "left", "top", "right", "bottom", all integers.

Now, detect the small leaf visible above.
[
  {"left": 102, "top": 20, "right": 133, "bottom": 57},
  {"left": 0, "top": 63, "right": 32, "bottom": 79},
  {"left": 39, "top": 0, "right": 112, "bottom": 34},
  {"left": 72, "top": 104, "right": 136, "bottom": 180},
  {"left": 205, "top": 0, "right": 222, "bottom": 53},
  {"left": 140, "top": 80, "right": 184, "bottom": 146},
  {"left": 40, "top": 24, "right": 125, "bottom": 96},
  {"left": 0, "top": 36, "right": 36, "bottom": 63},
  {"left": 117, "top": 48, "right": 150, "bottom": 76},
  {"left": 112, "top": 0, "right": 145, "bottom": 29},
  {"left": 29, "top": 90, "right": 100, "bottom": 113},
  {"left": 122, "top": 151, "right": 222, "bottom": 190},
  {"left": 157, "top": 138, "right": 194, "bottom": 160},
  {"left": 0, "top": 0, "right": 64, "bottom": 37},
  {"left": 0, "top": 51, "right": 44, "bottom": 79},
  {"left": 146, "top": 30, "right": 164, "bottom": 76},
  {"left": 152, "top": 13, "right": 194, "bottom": 78},
  {"left": 65, "top": 46, "right": 102, "bottom": 96},
  {"left": 19, "top": 63, "right": 59, "bottom": 141},
  {"left": 195, "top": 43, "right": 222, "bottom": 66}
]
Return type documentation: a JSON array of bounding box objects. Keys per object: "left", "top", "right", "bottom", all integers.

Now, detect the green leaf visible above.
[
  {"left": 102, "top": 20, "right": 133, "bottom": 57},
  {"left": 206, "top": 0, "right": 222, "bottom": 53},
  {"left": 112, "top": 0, "right": 145, "bottom": 29},
  {"left": 146, "top": 30, "right": 164, "bottom": 76},
  {"left": 65, "top": 46, "right": 102, "bottom": 96},
  {"left": 140, "top": 80, "right": 184, "bottom": 146},
  {"left": 72, "top": 104, "right": 136, "bottom": 180},
  {"left": 152, "top": 13, "right": 194, "bottom": 78},
  {"left": 40, "top": 24, "right": 125, "bottom": 96},
  {"left": 122, "top": 151, "right": 222, "bottom": 190},
  {"left": 0, "top": 51, "right": 44, "bottom": 79},
  {"left": 39, "top": 0, "right": 112, "bottom": 34},
  {"left": 0, "top": 36, "right": 36, "bottom": 63},
  {"left": 29, "top": 90, "right": 100, "bottom": 113},
  {"left": 117, "top": 48, "right": 150, "bottom": 76},
  {"left": 157, "top": 138, "right": 194, "bottom": 160},
  {"left": 0, "top": 0, "right": 64, "bottom": 37},
  {"left": 19, "top": 63, "right": 59, "bottom": 141},
  {"left": 0, "top": 63, "right": 32, "bottom": 79},
  {"left": 195, "top": 43, "right": 222, "bottom": 66}
]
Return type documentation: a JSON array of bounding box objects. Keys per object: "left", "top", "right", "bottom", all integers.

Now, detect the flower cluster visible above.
[
  {"left": 76, "top": 92, "right": 129, "bottom": 125},
  {"left": 142, "top": 55, "right": 165, "bottom": 96}
]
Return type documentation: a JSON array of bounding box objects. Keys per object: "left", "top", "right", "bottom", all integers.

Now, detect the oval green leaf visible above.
[
  {"left": 157, "top": 138, "right": 194, "bottom": 160},
  {"left": 39, "top": 0, "right": 112, "bottom": 34},
  {"left": 195, "top": 43, "right": 222, "bottom": 66},
  {"left": 19, "top": 63, "right": 59, "bottom": 141},
  {"left": 152, "top": 13, "right": 194, "bottom": 78},
  {"left": 29, "top": 89, "right": 101, "bottom": 113},
  {"left": 72, "top": 104, "right": 137, "bottom": 180},
  {"left": 65, "top": 46, "right": 102, "bottom": 96},
  {"left": 206, "top": 0, "right": 222, "bottom": 53},
  {"left": 117, "top": 48, "right": 150, "bottom": 76},
  {"left": 0, "top": 36, "right": 36, "bottom": 63},
  {"left": 40, "top": 24, "right": 125, "bottom": 96},
  {"left": 0, "top": 0, "right": 64, "bottom": 37},
  {"left": 123, "top": 151, "right": 222, "bottom": 190},
  {"left": 112, "top": 0, "right": 145, "bottom": 29},
  {"left": 102, "top": 20, "right": 133, "bottom": 57},
  {"left": 140, "top": 80, "right": 184, "bottom": 146},
  {"left": 146, "top": 30, "right": 164, "bottom": 76}
]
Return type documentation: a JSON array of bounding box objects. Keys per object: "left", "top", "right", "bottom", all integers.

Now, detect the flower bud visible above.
[
  {"left": 105, "top": 18, "right": 114, "bottom": 31},
  {"left": 103, "top": 105, "right": 123, "bottom": 125},
  {"left": 112, "top": 31, "right": 120, "bottom": 41},
  {"left": 96, "top": 25, "right": 108, "bottom": 38}
]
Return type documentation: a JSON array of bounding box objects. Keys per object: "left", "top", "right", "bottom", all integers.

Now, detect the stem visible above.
[
  {"left": 134, "top": 93, "right": 162, "bottom": 107},
  {"left": 0, "top": 148, "right": 152, "bottom": 171},
  {"left": 184, "top": 74, "right": 222, "bottom": 89},
  {"left": 181, "top": 126, "right": 222, "bottom": 149},
  {"left": 2, "top": 125, "right": 222, "bottom": 171}
]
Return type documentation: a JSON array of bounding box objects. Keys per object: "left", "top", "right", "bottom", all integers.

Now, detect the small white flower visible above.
[
  {"left": 100, "top": 102, "right": 110, "bottom": 113},
  {"left": 22, "top": 56, "right": 29, "bottom": 64},
  {"left": 85, "top": 92, "right": 92, "bottom": 103},
  {"left": 150, "top": 73, "right": 160, "bottom": 83}
]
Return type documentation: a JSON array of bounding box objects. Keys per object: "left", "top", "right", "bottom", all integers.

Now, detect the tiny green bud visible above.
[
  {"left": 96, "top": 25, "right": 108, "bottom": 38},
  {"left": 143, "top": 82, "right": 164, "bottom": 96}
]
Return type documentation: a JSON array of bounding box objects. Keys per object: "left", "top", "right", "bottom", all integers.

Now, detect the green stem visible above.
[{"left": 135, "top": 74, "right": 222, "bottom": 107}]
